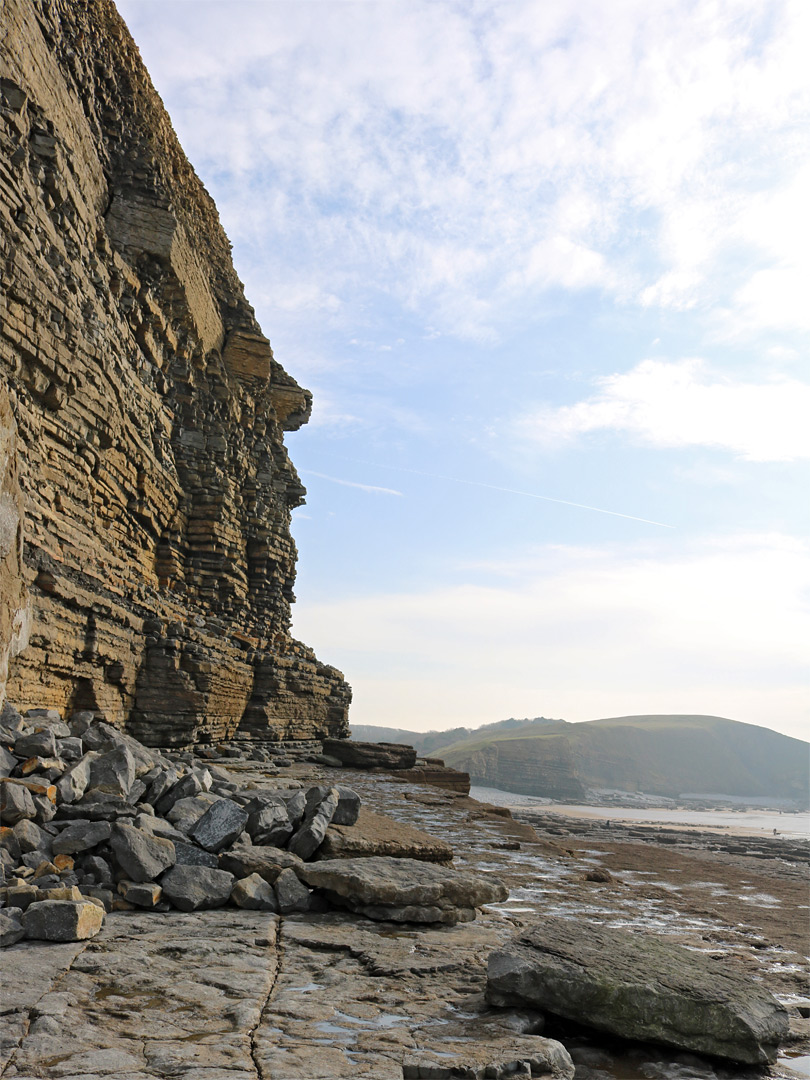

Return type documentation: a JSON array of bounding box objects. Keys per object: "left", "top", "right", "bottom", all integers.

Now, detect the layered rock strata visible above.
[{"left": 0, "top": 0, "right": 350, "bottom": 746}]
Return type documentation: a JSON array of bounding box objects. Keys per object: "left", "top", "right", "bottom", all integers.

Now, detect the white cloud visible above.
[
  {"left": 515, "top": 358, "right": 810, "bottom": 462},
  {"left": 291, "top": 533, "right": 810, "bottom": 741},
  {"left": 302, "top": 471, "right": 403, "bottom": 497},
  {"left": 118, "top": 0, "right": 810, "bottom": 342}
]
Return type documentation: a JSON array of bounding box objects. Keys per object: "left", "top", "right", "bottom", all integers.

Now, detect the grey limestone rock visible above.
[
  {"left": 52, "top": 819, "right": 111, "bottom": 855},
  {"left": 55, "top": 751, "right": 98, "bottom": 804},
  {"left": 282, "top": 788, "right": 307, "bottom": 829},
  {"left": 145, "top": 766, "right": 179, "bottom": 808},
  {"left": 118, "top": 880, "right": 162, "bottom": 907},
  {"left": 287, "top": 786, "right": 339, "bottom": 860},
  {"left": 166, "top": 792, "right": 222, "bottom": 832},
  {"left": 247, "top": 800, "right": 292, "bottom": 846},
  {"left": 322, "top": 738, "right": 417, "bottom": 770},
  {"left": 0, "top": 779, "right": 36, "bottom": 823},
  {"left": 485, "top": 916, "right": 790, "bottom": 1065},
  {"left": 110, "top": 822, "right": 176, "bottom": 881},
  {"left": 231, "top": 872, "right": 278, "bottom": 911},
  {"left": 22, "top": 899, "right": 104, "bottom": 941},
  {"left": 55, "top": 736, "right": 84, "bottom": 762},
  {"left": 187, "top": 797, "right": 249, "bottom": 853},
  {"left": 0, "top": 905, "right": 25, "bottom": 947},
  {"left": 155, "top": 771, "right": 203, "bottom": 815},
  {"left": 86, "top": 745, "right": 136, "bottom": 798},
  {"left": 274, "top": 867, "right": 311, "bottom": 913},
  {"left": 173, "top": 839, "right": 219, "bottom": 868},
  {"left": 14, "top": 727, "right": 57, "bottom": 759},
  {"left": 12, "top": 818, "right": 44, "bottom": 853},
  {"left": 0, "top": 743, "right": 18, "bottom": 775},
  {"left": 219, "top": 844, "right": 302, "bottom": 883},
  {"left": 332, "top": 786, "right": 361, "bottom": 826},
  {"left": 160, "top": 864, "right": 235, "bottom": 911},
  {"left": 299, "top": 856, "right": 508, "bottom": 926}
]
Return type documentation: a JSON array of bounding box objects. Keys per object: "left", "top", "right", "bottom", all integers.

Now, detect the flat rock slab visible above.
[
  {"left": 298, "top": 855, "right": 507, "bottom": 924},
  {"left": 1, "top": 909, "right": 279, "bottom": 1078},
  {"left": 254, "top": 912, "right": 574, "bottom": 1079},
  {"left": 486, "top": 916, "right": 790, "bottom": 1064},
  {"left": 320, "top": 807, "right": 454, "bottom": 862}
]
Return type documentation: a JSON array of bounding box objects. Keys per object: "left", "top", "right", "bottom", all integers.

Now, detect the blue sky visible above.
[{"left": 118, "top": 0, "right": 809, "bottom": 741}]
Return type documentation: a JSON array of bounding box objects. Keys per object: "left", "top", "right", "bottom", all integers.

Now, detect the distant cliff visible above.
[
  {"left": 432, "top": 715, "right": 809, "bottom": 803},
  {"left": 0, "top": 0, "right": 350, "bottom": 745}
]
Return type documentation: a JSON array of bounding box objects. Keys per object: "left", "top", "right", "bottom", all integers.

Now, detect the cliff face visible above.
[{"left": 0, "top": 0, "right": 351, "bottom": 745}]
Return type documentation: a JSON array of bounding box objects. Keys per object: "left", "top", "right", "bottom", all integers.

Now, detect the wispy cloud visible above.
[
  {"left": 119, "top": 0, "right": 810, "bottom": 344},
  {"left": 515, "top": 359, "right": 810, "bottom": 462},
  {"left": 302, "top": 471, "right": 403, "bottom": 497}
]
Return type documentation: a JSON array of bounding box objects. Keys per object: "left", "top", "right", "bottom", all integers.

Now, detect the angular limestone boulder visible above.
[
  {"left": 246, "top": 800, "right": 293, "bottom": 847},
  {"left": 56, "top": 752, "right": 99, "bottom": 804},
  {"left": 86, "top": 745, "right": 136, "bottom": 798},
  {"left": 274, "top": 867, "right": 311, "bottom": 913},
  {"left": 22, "top": 899, "right": 104, "bottom": 941},
  {"left": 332, "top": 786, "right": 361, "bottom": 826},
  {"left": 14, "top": 727, "right": 57, "bottom": 759},
  {"left": 187, "top": 798, "right": 248, "bottom": 853},
  {"left": 485, "top": 917, "right": 789, "bottom": 1065},
  {"left": 110, "top": 822, "right": 175, "bottom": 881},
  {"left": 118, "top": 880, "right": 162, "bottom": 908},
  {"left": 52, "top": 819, "right": 111, "bottom": 855},
  {"left": 287, "top": 787, "right": 338, "bottom": 860},
  {"left": 0, "top": 905, "right": 25, "bottom": 947},
  {"left": 231, "top": 872, "right": 278, "bottom": 911},
  {"left": 160, "top": 864, "right": 234, "bottom": 911},
  {"left": 0, "top": 779, "right": 36, "bottom": 823},
  {"left": 298, "top": 856, "right": 507, "bottom": 925},
  {"left": 219, "top": 844, "right": 302, "bottom": 884}
]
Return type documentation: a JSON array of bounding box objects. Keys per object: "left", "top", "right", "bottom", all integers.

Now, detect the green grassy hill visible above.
[
  {"left": 432, "top": 714, "right": 809, "bottom": 802},
  {"left": 349, "top": 718, "right": 560, "bottom": 758}
]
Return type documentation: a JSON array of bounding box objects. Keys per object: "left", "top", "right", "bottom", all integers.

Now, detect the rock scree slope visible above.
[{"left": 0, "top": 0, "right": 350, "bottom": 746}]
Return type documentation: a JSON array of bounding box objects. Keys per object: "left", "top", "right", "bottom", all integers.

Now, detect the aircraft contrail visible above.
[{"left": 324, "top": 455, "right": 674, "bottom": 529}]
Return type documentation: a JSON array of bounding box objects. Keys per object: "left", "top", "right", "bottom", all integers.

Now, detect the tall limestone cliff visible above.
[{"left": 0, "top": 0, "right": 351, "bottom": 745}]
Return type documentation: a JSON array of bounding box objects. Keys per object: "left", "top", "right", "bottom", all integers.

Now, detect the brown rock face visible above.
[
  {"left": 0, "top": 0, "right": 350, "bottom": 745},
  {"left": 0, "top": 387, "right": 30, "bottom": 708}
]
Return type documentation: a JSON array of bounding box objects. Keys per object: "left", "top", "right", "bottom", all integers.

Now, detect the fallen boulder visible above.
[
  {"left": 219, "top": 844, "right": 302, "bottom": 884},
  {"left": 322, "top": 738, "right": 417, "bottom": 770},
  {"left": 109, "top": 823, "right": 175, "bottom": 881},
  {"left": 287, "top": 787, "right": 338, "bottom": 860},
  {"left": 21, "top": 899, "right": 104, "bottom": 941},
  {"left": 231, "top": 872, "right": 278, "bottom": 911},
  {"left": 298, "top": 856, "right": 507, "bottom": 925},
  {"left": 485, "top": 916, "right": 789, "bottom": 1065},
  {"left": 187, "top": 798, "right": 249, "bottom": 853},
  {"left": 160, "top": 864, "right": 234, "bottom": 912}
]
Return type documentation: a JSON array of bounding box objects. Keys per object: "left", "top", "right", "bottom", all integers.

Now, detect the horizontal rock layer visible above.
[{"left": 0, "top": 0, "right": 350, "bottom": 745}]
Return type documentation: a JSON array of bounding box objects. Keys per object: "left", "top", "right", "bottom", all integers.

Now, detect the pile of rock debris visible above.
[{"left": 1, "top": 704, "right": 505, "bottom": 948}]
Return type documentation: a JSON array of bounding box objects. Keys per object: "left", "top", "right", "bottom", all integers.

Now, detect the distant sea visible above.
[{"left": 469, "top": 785, "right": 810, "bottom": 839}]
